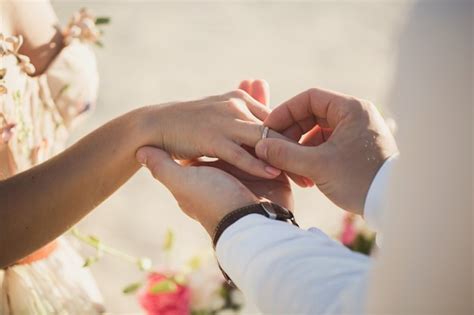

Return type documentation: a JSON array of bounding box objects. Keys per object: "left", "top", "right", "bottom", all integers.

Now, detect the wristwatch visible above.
[{"left": 212, "top": 201, "right": 299, "bottom": 287}]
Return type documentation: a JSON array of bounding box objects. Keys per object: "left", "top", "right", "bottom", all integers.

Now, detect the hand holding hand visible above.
[
  {"left": 256, "top": 88, "right": 398, "bottom": 214},
  {"left": 137, "top": 80, "right": 293, "bottom": 235}
]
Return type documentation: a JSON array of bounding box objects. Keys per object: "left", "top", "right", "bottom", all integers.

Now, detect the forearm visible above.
[{"left": 0, "top": 107, "right": 155, "bottom": 267}]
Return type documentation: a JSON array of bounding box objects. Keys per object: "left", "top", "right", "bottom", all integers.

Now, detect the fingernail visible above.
[
  {"left": 265, "top": 165, "right": 281, "bottom": 177},
  {"left": 136, "top": 151, "right": 147, "bottom": 166},
  {"left": 256, "top": 142, "right": 268, "bottom": 160},
  {"left": 299, "top": 179, "right": 309, "bottom": 187},
  {"left": 304, "top": 178, "right": 314, "bottom": 187}
]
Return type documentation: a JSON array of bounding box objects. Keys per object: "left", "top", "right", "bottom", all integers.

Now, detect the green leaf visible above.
[
  {"left": 83, "top": 256, "right": 98, "bottom": 267},
  {"left": 137, "top": 257, "right": 152, "bottom": 271},
  {"left": 70, "top": 226, "right": 79, "bottom": 236},
  {"left": 149, "top": 279, "right": 177, "bottom": 294},
  {"left": 95, "top": 17, "right": 111, "bottom": 25},
  {"left": 94, "top": 41, "right": 104, "bottom": 48},
  {"left": 186, "top": 255, "right": 201, "bottom": 270},
  {"left": 162, "top": 229, "right": 174, "bottom": 252},
  {"left": 122, "top": 282, "right": 143, "bottom": 294},
  {"left": 172, "top": 274, "right": 187, "bottom": 286},
  {"left": 87, "top": 235, "right": 101, "bottom": 246}
]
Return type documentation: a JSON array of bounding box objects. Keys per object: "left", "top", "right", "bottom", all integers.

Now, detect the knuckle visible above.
[
  {"left": 223, "top": 99, "right": 244, "bottom": 114},
  {"left": 363, "top": 100, "right": 380, "bottom": 116},
  {"left": 229, "top": 147, "right": 246, "bottom": 164},
  {"left": 227, "top": 98, "right": 240, "bottom": 108},
  {"left": 229, "top": 89, "right": 247, "bottom": 99},
  {"left": 269, "top": 142, "right": 289, "bottom": 163},
  {"left": 345, "top": 98, "right": 371, "bottom": 121},
  {"left": 307, "top": 87, "right": 319, "bottom": 96},
  {"left": 346, "top": 97, "right": 365, "bottom": 111}
]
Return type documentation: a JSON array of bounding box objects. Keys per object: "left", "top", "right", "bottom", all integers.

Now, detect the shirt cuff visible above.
[
  {"left": 363, "top": 153, "right": 399, "bottom": 233},
  {"left": 215, "top": 214, "right": 371, "bottom": 314},
  {"left": 215, "top": 214, "right": 303, "bottom": 267}
]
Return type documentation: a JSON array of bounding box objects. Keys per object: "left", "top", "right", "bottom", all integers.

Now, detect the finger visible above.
[
  {"left": 280, "top": 116, "right": 318, "bottom": 141},
  {"left": 233, "top": 121, "right": 292, "bottom": 147},
  {"left": 238, "top": 79, "right": 253, "bottom": 94},
  {"left": 251, "top": 79, "right": 270, "bottom": 105},
  {"left": 270, "top": 125, "right": 315, "bottom": 188},
  {"left": 218, "top": 141, "right": 281, "bottom": 178},
  {"left": 178, "top": 158, "right": 198, "bottom": 166},
  {"left": 321, "top": 127, "right": 333, "bottom": 140},
  {"left": 287, "top": 173, "right": 314, "bottom": 188},
  {"left": 225, "top": 89, "right": 270, "bottom": 121},
  {"left": 300, "top": 125, "right": 325, "bottom": 146},
  {"left": 255, "top": 138, "right": 323, "bottom": 178},
  {"left": 232, "top": 126, "right": 311, "bottom": 186},
  {"left": 264, "top": 87, "right": 353, "bottom": 131},
  {"left": 136, "top": 146, "right": 186, "bottom": 190}
]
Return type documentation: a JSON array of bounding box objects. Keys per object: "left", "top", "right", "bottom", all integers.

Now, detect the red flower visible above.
[
  {"left": 139, "top": 272, "right": 190, "bottom": 315},
  {"left": 341, "top": 214, "right": 357, "bottom": 246}
]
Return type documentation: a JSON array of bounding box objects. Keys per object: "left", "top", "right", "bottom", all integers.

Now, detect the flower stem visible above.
[{"left": 70, "top": 227, "right": 141, "bottom": 265}]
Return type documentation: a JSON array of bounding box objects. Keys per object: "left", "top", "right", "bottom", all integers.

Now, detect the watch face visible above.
[
  {"left": 261, "top": 202, "right": 278, "bottom": 219},
  {"left": 261, "top": 202, "right": 292, "bottom": 220}
]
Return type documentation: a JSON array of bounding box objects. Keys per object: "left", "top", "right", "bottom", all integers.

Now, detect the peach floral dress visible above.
[{"left": 0, "top": 11, "right": 105, "bottom": 314}]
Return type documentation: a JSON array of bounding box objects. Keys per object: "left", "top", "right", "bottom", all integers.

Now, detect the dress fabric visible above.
[{"left": 0, "top": 34, "right": 104, "bottom": 314}]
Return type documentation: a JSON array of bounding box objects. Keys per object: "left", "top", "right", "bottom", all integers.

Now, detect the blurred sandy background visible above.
[{"left": 51, "top": 1, "right": 410, "bottom": 313}]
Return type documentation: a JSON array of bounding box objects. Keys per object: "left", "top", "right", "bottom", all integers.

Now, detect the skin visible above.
[
  {"left": 3, "top": 0, "right": 65, "bottom": 75},
  {"left": 0, "top": 90, "right": 282, "bottom": 268},
  {"left": 256, "top": 88, "right": 399, "bottom": 214},
  {"left": 139, "top": 83, "right": 398, "bottom": 237},
  {"left": 1, "top": 2, "right": 288, "bottom": 267},
  {"left": 137, "top": 80, "right": 293, "bottom": 236}
]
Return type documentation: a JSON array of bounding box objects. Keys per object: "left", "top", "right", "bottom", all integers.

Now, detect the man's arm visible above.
[
  {"left": 139, "top": 149, "right": 394, "bottom": 314},
  {"left": 363, "top": 154, "right": 399, "bottom": 233},
  {"left": 139, "top": 143, "right": 374, "bottom": 314},
  {"left": 215, "top": 154, "right": 398, "bottom": 314},
  {"left": 138, "top": 83, "right": 398, "bottom": 314},
  {"left": 216, "top": 214, "right": 370, "bottom": 315}
]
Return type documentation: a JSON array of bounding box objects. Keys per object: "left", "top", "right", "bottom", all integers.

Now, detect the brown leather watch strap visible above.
[
  {"left": 212, "top": 202, "right": 298, "bottom": 249},
  {"left": 212, "top": 202, "right": 299, "bottom": 287}
]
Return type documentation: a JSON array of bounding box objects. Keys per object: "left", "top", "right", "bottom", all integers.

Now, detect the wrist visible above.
[
  {"left": 132, "top": 104, "right": 166, "bottom": 149},
  {"left": 211, "top": 202, "right": 299, "bottom": 248},
  {"left": 199, "top": 199, "right": 259, "bottom": 237}
]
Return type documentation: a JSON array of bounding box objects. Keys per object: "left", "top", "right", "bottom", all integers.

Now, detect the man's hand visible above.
[
  {"left": 136, "top": 147, "right": 259, "bottom": 235},
  {"left": 256, "top": 88, "right": 398, "bottom": 214}
]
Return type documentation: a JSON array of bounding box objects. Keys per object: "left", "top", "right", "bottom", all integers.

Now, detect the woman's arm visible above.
[
  {"left": 6, "top": 0, "right": 64, "bottom": 75},
  {"left": 0, "top": 90, "right": 278, "bottom": 267},
  {"left": 0, "top": 107, "right": 146, "bottom": 266}
]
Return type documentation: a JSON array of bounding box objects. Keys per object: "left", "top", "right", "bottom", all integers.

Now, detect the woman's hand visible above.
[{"left": 139, "top": 88, "right": 282, "bottom": 178}]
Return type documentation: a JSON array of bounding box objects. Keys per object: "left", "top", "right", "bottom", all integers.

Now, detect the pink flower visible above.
[
  {"left": 139, "top": 272, "right": 190, "bottom": 315},
  {"left": 341, "top": 214, "right": 357, "bottom": 246}
]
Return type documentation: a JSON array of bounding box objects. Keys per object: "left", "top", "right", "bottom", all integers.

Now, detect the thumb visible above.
[
  {"left": 136, "top": 146, "right": 186, "bottom": 190},
  {"left": 255, "top": 138, "right": 319, "bottom": 178}
]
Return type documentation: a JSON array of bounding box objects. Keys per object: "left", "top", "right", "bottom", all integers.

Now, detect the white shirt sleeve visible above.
[
  {"left": 363, "top": 154, "right": 399, "bottom": 233},
  {"left": 216, "top": 214, "right": 371, "bottom": 314},
  {"left": 215, "top": 156, "right": 398, "bottom": 314}
]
